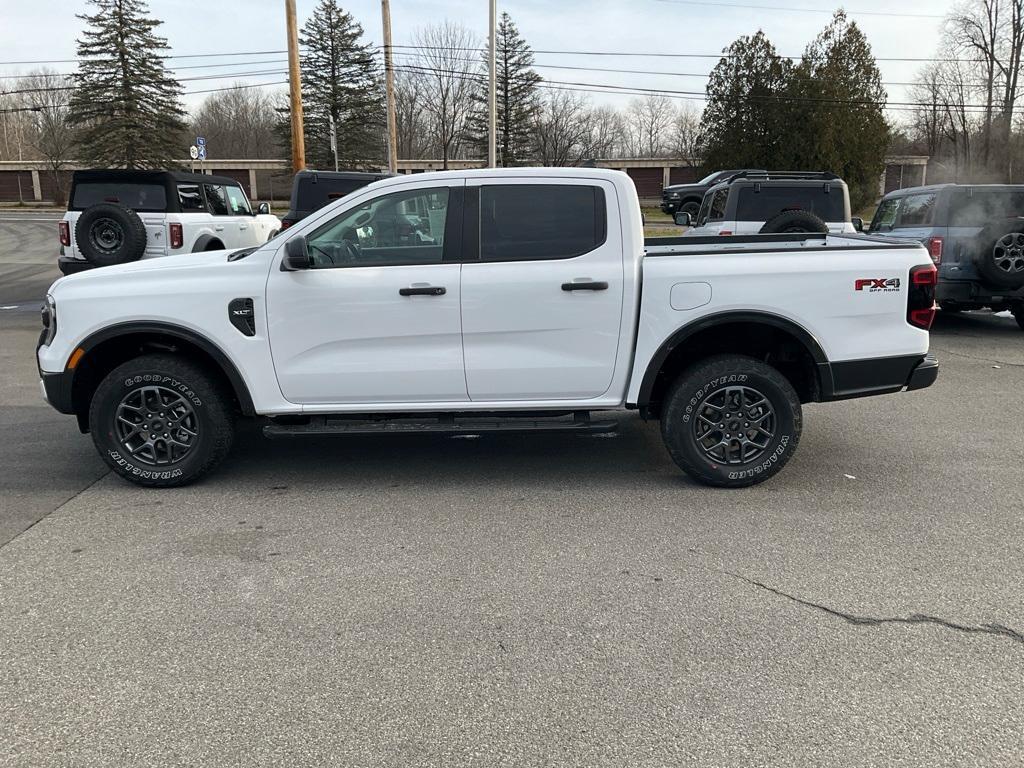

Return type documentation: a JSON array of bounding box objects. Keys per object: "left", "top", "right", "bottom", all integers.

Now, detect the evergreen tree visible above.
[
  {"left": 298, "top": 0, "right": 384, "bottom": 169},
  {"left": 700, "top": 31, "right": 792, "bottom": 171},
  {"left": 786, "top": 11, "right": 889, "bottom": 210},
  {"left": 68, "top": 0, "right": 186, "bottom": 168},
  {"left": 466, "top": 12, "right": 541, "bottom": 165}
]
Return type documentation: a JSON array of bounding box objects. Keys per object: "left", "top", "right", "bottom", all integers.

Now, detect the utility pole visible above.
[
  {"left": 487, "top": 0, "right": 497, "bottom": 168},
  {"left": 381, "top": 0, "right": 398, "bottom": 174},
  {"left": 285, "top": 0, "right": 306, "bottom": 173}
]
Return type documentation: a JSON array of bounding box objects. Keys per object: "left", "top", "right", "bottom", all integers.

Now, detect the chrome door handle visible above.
[{"left": 399, "top": 285, "right": 446, "bottom": 296}]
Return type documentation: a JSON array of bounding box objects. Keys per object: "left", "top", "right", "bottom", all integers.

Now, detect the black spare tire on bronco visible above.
[
  {"left": 971, "top": 218, "right": 1024, "bottom": 289},
  {"left": 759, "top": 210, "right": 830, "bottom": 234},
  {"left": 75, "top": 202, "right": 148, "bottom": 267}
]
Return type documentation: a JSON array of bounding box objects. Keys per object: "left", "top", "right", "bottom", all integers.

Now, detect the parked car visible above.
[
  {"left": 58, "top": 169, "right": 281, "bottom": 275},
  {"left": 867, "top": 183, "right": 1024, "bottom": 329},
  {"left": 38, "top": 168, "right": 937, "bottom": 489},
  {"left": 675, "top": 171, "right": 859, "bottom": 236},
  {"left": 660, "top": 169, "right": 766, "bottom": 217},
  {"left": 281, "top": 169, "right": 390, "bottom": 230}
]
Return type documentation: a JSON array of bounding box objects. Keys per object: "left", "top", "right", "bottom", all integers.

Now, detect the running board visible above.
[{"left": 263, "top": 411, "right": 618, "bottom": 438}]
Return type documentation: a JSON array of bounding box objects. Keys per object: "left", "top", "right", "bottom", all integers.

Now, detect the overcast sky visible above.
[{"left": 2, "top": 0, "right": 948, "bottom": 118}]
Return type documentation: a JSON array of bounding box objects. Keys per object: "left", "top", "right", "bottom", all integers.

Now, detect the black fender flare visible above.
[
  {"left": 74, "top": 321, "right": 256, "bottom": 416},
  {"left": 635, "top": 310, "right": 830, "bottom": 408},
  {"left": 192, "top": 234, "right": 226, "bottom": 252}
]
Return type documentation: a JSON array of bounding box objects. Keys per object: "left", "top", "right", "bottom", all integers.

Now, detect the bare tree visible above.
[
  {"left": 622, "top": 95, "right": 675, "bottom": 157},
  {"left": 21, "top": 69, "right": 75, "bottom": 204},
  {"left": 394, "top": 69, "right": 428, "bottom": 159},
  {"left": 191, "top": 84, "right": 283, "bottom": 159},
  {"left": 908, "top": 64, "right": 949, "bottom": 159},
  {"left": 405, "top": 22, "right": 479, "bottom": 168},
  {"left": 670, "top": 101, "right": 703, "bottom": 161},
  {"left": 581, "top": 104, "right": 624, "bottom": 159},
  {"left": 532, "top": 90, "right": 590, "bottom": 166},
  {"left": 947, "top": 0, "right": 1001, "bottom": 167},
  {"left": 938, "top": 58, "right": 978, "bottom": 177}
]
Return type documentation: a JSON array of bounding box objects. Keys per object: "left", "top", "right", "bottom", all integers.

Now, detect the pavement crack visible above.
[
  {"left": 0, "top": 470, "right": 110, "bottom": 552},
  {"left": 725, "top": 571, "right": 1024, "bottom": 646}
]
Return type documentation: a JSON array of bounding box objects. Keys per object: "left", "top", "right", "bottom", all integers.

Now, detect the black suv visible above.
[
  {"left": 660, "top": 169, "right": 766, "bottom": 216},
  {"left": 868, "top": 184, "right": 1024, "bottom": 329},
  {"left": 281, "top": 170, "right": 390, "bottom": 230}
]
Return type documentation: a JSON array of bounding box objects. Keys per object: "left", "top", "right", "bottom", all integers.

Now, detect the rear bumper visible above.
[
  {"left": 58, "top": 256, "right": 94, "bottom": 276},
  {"left": 819, "top": 353, "right": 938, "bottom": 401},
  {"left": 937, "top": 280, "right": 1024, "bottom": 304}
]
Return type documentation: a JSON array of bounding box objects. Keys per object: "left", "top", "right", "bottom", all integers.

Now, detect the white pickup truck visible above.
[{"left": 37, "top": 168, "right": 938, "bottom": 488}]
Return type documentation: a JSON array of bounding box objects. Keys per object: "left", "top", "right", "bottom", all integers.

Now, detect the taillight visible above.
[
  {"left": 169, "top": 222, "right": 183, "bottom": 249},
  {"left": 925, "top": 236, "right": 943, "bottom": 264},
  {"left": 280, "top": 219, "right": 293, "bottom": 230},
  {"left": 58, "top": 221, "right": 70, "bottom": 246},
  {"left": 908, "top": 263, "right": 937, "bottom": 330},
  {"left": 718, "top": 230, "right": 732, "bottom": 236}
]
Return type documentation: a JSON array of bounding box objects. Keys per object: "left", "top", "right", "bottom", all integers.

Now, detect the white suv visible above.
[{"left": 58, "top": 169, "right": 281, "bottom": 275}]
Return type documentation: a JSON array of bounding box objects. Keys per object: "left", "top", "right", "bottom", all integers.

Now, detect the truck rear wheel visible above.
[
  {"left": 89, "top": 354, "right": 235, "bottom": 487},
  {"left": 660, "top": 355, "right": 802, "bottom": 487}
]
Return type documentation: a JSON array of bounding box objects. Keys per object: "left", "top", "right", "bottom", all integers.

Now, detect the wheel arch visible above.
[
  {"left": 191, "top": 234, "right": 226, "bottom": 252},
  {"left": 635, "top": 311, "right": 829, "bottom": 418},
  {"left": 69, "top": 321, "right": 255, "bottom": 432}
]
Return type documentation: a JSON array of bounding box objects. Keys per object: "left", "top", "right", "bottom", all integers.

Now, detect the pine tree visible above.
[
  {"left": 700, "top": 30, "right": 792, "bottom": 171},
  {"left": 466, "top": 12, "right": 541, "bottom": 166},
  {"left": 298, "top": 0, "right": 384, "bottom": 169},
  {"left": 68, "top": 0, "right": 186, "bottom": 168},
  {"left": 786, "top": 11, "right": 889, "bottom": 210}
]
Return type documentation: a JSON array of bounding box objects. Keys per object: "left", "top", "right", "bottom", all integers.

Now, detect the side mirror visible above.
[
  {"left": 257, "top": 202, "right": 270, "bottom": 215},
  {"left": 281, "top": 235, "right": 311, "bottom": 271},
  {"left": 674, "top": 211, "right": 692, "bottom": 227},
  {"left": 851, "top": 216, "right": 864, "bottom": 232}
]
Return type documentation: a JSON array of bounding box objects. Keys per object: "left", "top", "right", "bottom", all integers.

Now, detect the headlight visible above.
[
  {"left": 41, "top": 294, "right": 56, "bottom": 345},
  {"left": 669, "top": 193, "right": 680, "bottom": 199}
]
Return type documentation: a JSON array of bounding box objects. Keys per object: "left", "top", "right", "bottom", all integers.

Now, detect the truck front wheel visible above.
[
  {"left": 89, "top": 354, "right": 236, "bottom": 487},
  {"left": 660, "top": 355, "right": 802, "bottom": 487}
]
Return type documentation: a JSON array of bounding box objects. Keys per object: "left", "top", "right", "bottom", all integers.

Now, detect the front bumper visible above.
[
  {"left": 819, "top": 353, "right": 938, "bottom": 401},
  {"left": 660, "top": 200, "right": 678, "bottom": 214}
]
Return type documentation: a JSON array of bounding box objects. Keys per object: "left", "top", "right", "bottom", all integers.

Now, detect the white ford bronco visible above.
[
  {"left": 38, "top": 168, "right": 938, "bottom": 488},
  {"left": 57, "top": 169, "right": 281, "bottom": 275}
]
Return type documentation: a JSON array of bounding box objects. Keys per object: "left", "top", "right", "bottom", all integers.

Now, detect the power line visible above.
[
  {"left": 0, "top": 50, "right": 289, "bottom": 66},
  {"left": 651, "top": 0, "right": 943, "bottom": 18}
]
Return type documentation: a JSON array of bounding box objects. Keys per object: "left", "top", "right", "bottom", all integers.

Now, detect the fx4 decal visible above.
[{"left": 855, "top": 277, "right": 901, "bottom": 292}]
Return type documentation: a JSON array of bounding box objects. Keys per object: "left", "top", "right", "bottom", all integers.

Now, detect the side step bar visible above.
[{"left": 263, "top": 411, "right": 618, "bottom": 438}]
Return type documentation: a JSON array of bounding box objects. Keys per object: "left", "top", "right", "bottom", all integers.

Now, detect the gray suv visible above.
[{"left": 868, "top": 184, "right": 1024, "bottom": 329}]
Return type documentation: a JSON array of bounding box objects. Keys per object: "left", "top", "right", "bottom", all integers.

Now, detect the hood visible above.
[{"left": 663, "top": 183, "right": 707, "bottom": 195}]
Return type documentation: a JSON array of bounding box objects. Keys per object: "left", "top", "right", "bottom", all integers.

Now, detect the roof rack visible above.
[{"left": 723, "top": 171, "right": 840, "bottom": 183}]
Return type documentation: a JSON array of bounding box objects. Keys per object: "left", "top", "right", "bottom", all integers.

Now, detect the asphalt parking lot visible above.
[{"left": 2, "top": 211, "right": 1023, "bottom": 767}]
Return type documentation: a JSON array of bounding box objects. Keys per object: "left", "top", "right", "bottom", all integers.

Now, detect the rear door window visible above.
[
  {"left": 479, "top": 184, "right": 605, "bottom": 261},
  {"left": 894, "top": 192, "right": 936, "bottom": 227},
  {"left": 736, "top": 185, "right": 844, "bottom": 222},
  {"left": 949, "top": 188, "right": 1024, "bottom": 226},
  {"left": 203, "top": 184, "right": 229, "bottom": 215},
  {"left": 177, "top": 184, "right": 205, "bottom": 212},
  {"left": 71, "top": 183, "right": 166, "bottom": 212}
]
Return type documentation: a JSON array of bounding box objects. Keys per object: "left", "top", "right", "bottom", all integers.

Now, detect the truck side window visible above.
[
  {"left": 708, "top": 189, "right": 728, "bottom": 221},
  {"left": 479, "top": 184, "right": 605, "bottom": 261},
  {"left": 895, "top": 193, "right": 936, "bottom": 227},
  {"left": 870, "top": 198, "right": 900, "bottom": 231},
  {"left": 305, "top": 187, "right": 450, "bottom": 268},
  {"left": 203, "top": 184, "right": 229, "bottom": 216}
]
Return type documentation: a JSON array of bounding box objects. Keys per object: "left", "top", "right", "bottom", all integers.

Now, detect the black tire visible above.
[
  {"left": 660, "top": 354, "right": 802, "bottom": 488},
  {"left": 972, "top": 220, "right": 1024, "bottom": 289},
  {"left": 680, "top": 200, "right": 701, "bottom": 218},
  {"left": 759, "top": 210, "right": 830, "bottom": 234},
  {"left": 89, "top": 354, "right": 235, "bottom": 487},
  {"left": 1012, "top": 303, "right": 1024, "bottom": 331},
  {"left": 74, "top": 203, "right": 147, "bottom": 267}
]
